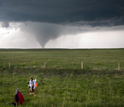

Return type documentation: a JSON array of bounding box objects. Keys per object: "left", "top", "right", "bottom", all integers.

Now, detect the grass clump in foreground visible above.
[{"left": 0, "top": 69, "right": 124, "bottom": 107}]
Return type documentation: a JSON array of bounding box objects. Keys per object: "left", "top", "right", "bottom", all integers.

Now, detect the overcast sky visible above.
[{"left": 0, "top": 0, "right": 124, "bottom": 48}]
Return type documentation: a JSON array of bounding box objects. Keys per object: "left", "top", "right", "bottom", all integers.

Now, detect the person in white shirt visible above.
[
  {"left": 28, "top": 78, "right": 34, "bottom": 92},
  {"left": 33, "top": 79, "right": 37, "bottom": 90},
  {"left": 28, "top": 78, "right": 37, "bottom": 92}
]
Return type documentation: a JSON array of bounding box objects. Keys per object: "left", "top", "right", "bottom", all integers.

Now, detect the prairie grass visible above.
[
  {"left": 0, "top": 49, "right": 124, "bottom": 70},
  {"left": 0, "top": 49, "right": 124, "bottom": 107},
  {"left": 0, "top": 69, "right": 124, "bottom": 107}
]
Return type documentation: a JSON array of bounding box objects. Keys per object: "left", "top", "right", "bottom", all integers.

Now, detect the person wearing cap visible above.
[{"left": 10, "top": 88, "right": 25, "bottom": 106}]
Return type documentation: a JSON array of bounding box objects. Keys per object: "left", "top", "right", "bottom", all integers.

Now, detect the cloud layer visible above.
[
  {"left": 0, "top": 0, "right": 124, "bottom": 48},
  {"left": 0, "top": 0, "right": 124, "bottom": 26},
  {"left": 0, "top": 22, "right": 124, "bottom": 48}
]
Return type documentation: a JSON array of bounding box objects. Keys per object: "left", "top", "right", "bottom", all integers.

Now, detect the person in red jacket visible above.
[{"left": 10, "top": 88, "right": 25, "bottom": 106}]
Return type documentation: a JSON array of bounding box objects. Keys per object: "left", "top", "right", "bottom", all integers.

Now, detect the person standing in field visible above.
[
  {"left": 10, "top": 88, "right": 25, "bottom": 106},
  {"left": 28, "top": 78, "right": 37, "bottom": 92},
  {"left": 33, "top": 79, "right": 37, "bottom": 91},
  {"left": 28, "top": 78, "right": 34, "bottom": 92}
]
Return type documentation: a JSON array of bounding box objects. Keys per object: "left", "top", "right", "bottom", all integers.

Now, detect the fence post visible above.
[
  {"left": 44, "top": 62, "right": 46, "bottom": 68},
  {"left": 81, "top": 62, "right": 83, "bottom": 69},
  {"left": 118, "top": 62, "right": 120, "bottom": 71},
  {"left": 9, "top": 62, "right": 11, "bottom": 68},
  {"left": 41, "top": 62, "right": 46, "bottom": 69}
]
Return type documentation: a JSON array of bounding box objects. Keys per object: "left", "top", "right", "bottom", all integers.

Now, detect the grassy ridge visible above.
[
  {"left": 0, "top": 49, "right": 124, "bottom": 69},
  {"left": 0, "top": 49, "right": 124, "bottom": 107}
]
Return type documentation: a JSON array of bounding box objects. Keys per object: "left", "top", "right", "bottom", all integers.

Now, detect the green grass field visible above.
[{"left": 0, "top": 49, "right": 124, "bottom": 107}]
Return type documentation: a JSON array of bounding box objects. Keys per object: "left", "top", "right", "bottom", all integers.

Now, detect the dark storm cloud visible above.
[
  {"left": 0, "top": 0, "right": 124, "bottom": 26},
  {"left": 1, "top": 0, "right": 124, "bottom": 48}
]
